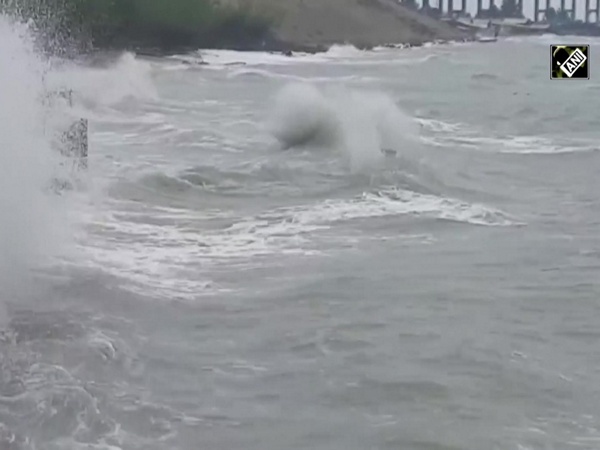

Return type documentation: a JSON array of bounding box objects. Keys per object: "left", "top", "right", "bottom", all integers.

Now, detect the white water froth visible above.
[
  {"left": 189, "top": 43, "right": 454, "bottom": 70},
  {"left": 418, "top": 118, "right": 598, "bottom": 154},
  {"left": 505, "top": 34, "right": 600, "bottom": 46},
  {"left": 0, "top": 15, "right": 74, "bottom": 293},
  {"left": 224, "top": 67, "right": 378, "bottom": 84},
  {"left": 194, "top": 45, "right": 365, "bottom": 67},
  {"left": 267, "top": 83, "right": 422, "bottom": 172},
  {"left": 82, "top": 189, "right": 520, "bottom": 299}
]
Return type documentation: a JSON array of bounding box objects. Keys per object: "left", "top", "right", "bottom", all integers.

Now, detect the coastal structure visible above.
[
  {"left": 586, "top": 0, "right": 600, "bottom": 21},
  {"left": 533, "top": 0, "right": 575, "bottom": 21},
  {"left": 417, "top": 0, "right": 467, "bottom": 17},
  {"left": 42, "top": 88, "right": 88, "bottom": 193},
  {"left": 429, "top": 0, "right": 600, "bottom": 36},
  {"left": 60, "top": 118, "right": 88, "bottom": 171},
  {"left": 533, "top": 0, "right": 600, "bottom": 35},
  {"left": 418, "top": 0, "right": 600, "bottom": 23},
  {"left": 43, "top": 89, "right": 88, "bottom": 170}
]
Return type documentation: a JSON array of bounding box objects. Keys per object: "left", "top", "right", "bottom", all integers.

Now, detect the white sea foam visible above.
[
  {"left": 419, "top": 117, "right": 598, "bottom": 154},
  {"left": 80, "top": 188, "right": 521, "bottom": 299},
  {"left": 186, "top": 44, "right": 446, "bottom": 70},
  {"left": 195, "top": 45, "right": 366, "bottom": 67}
]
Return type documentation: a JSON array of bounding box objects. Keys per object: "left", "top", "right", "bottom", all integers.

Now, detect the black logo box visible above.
[{"left": 551, "top": 45, "right": 590, "bottom": 80}]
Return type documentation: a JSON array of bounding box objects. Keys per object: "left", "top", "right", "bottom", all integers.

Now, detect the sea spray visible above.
[
  {"left": 48, "top": 52, "right": 159, "bottom": 108},
  {"left": 0, "top": 15, "right": 73, "bottom": 294},
  {"left": 267, "top": 83, "right": 341, "bottom": 150},
  {"left": 266, "top": 82, "right": 421, "bottom": 172}
]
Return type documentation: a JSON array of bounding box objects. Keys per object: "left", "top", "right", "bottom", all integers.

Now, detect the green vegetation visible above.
[{"left": 0, "top": 0, "right": 280, "bottom": 53}]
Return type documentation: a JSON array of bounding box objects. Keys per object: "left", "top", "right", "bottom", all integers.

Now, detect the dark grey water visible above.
[{"left": 1, "top": 17, "right": 600, "bottom": 449}]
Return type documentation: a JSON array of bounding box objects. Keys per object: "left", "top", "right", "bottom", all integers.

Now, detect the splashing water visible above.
[
  {"left": 48, "top": 52, "right": 159, "bottom": 109},
  {"left": 266, "top": 82, "right": 421, "bottom": 172},
  {"left": 0, "top": 15, "right": 73, "bottom": 293}
]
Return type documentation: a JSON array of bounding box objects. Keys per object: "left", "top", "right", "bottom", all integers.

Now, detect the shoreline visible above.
[
  {"left": 112, "top": 34, "right": 479, "bottom": 60},
  {"left": 78, "top": 36, "right": 481, "bottom": 68},
  {"left": 74, "top": 38, "right": 477, "bottom": 66},
  {"left": 2, "top": 0, "right": 479, "bottom": 59},
  {"left": 70, "top": 0, "right": 478, "bottom": 59},
  {"left": 74, "top": 36, "right": 479, "bottom": 71}
]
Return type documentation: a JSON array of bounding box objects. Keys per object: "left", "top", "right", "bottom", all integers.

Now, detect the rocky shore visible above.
[
  {"left": 89, "top": 0, "right": 472, "bottom": 57},
  {"left": 214, "top": 0, "right": 470, "bottom": 53},
  {"left": 3, "top": 0, "right": 472, "bottom": 57}
]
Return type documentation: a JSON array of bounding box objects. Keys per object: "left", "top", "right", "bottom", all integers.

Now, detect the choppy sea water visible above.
[{"left": 1, "top": 14, "right": 600, "bottom": 450}]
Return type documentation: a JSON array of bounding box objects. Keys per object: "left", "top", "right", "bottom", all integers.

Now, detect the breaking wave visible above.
[
  {"left": 47, "top": 52, "right": 158, "bottom": 109},
  {"left": 266, "top": 83, "right": 422, "bottom": 171}
]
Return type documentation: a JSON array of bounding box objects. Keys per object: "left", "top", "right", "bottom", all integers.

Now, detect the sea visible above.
[{"left": 1, "top": 13, "right": 600, "bottom": 450}]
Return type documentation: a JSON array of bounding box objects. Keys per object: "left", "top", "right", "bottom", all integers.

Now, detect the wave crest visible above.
[{"left": 266, "top": 83, "right": 421, "bottom": 171}]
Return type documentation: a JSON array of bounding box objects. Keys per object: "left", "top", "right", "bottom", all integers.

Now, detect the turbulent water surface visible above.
[{"left": 1, "top": 15, "right": 600, "bottom": 450}]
